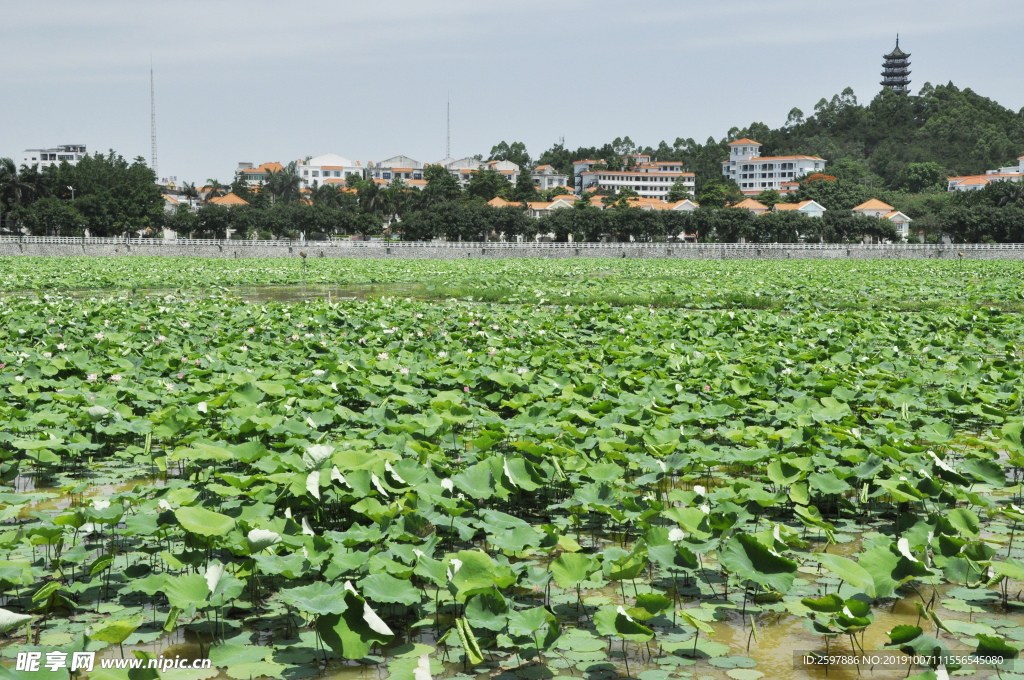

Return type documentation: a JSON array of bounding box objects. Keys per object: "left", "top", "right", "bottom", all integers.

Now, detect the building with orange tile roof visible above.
[
  {"left": 851, "top": 199, "right": 912, "bottom": 240},
  {"left": 531, "top": 164, "right": 569, "bottom": 192},
  {"left": 721, "top": 139, "right": 825, "bottom": 195},
  {"left": 947, "top": 155, "right": 1023, "bottom": 193},
  {"left": 772, "top": 200, "right": 826, "bottom": 218},
  {"left": 733, "top": 198, "right": 769, "bottom": 215},
  {"left": 297, "top": 154, "right": 362, "bottom": 189},
  {"left": 209, "top": 193, "right": 249, "bottom": 206},
  {"left": 237, "top": 162, "right": 285, "bottom": 187},
  {"left": 368, "top": 156, "right": 424, "bottom": 186}
]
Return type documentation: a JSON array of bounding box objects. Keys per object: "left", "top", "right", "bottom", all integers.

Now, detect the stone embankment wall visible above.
[{"left": 1, "top": 238, "right": 1022, "bottom": 260}]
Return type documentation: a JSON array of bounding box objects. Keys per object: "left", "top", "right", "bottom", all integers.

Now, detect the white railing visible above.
[{"left": 1, "top": 236, "right": 1023, "bottom": 250}]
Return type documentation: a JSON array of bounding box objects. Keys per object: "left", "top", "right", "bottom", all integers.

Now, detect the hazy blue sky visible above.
[{"left": 3, "top": 1, "right": 1022, "bottom": 184}]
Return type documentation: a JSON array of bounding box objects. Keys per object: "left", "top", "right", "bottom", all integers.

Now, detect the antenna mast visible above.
[
  {"left": 446, "top": 95, "right": 450, "bottom": 159},
  {"left": 150, "top": 60, "right": 158, "bottom": 179}
]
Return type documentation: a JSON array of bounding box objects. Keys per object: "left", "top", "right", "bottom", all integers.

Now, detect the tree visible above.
[
  {"left": 180, "top": 182, "right": 199, "bottom": 209},
  {"left": 0, "top": 158, "right": 35, "bottom": 231},
  {"left": 264, "top": 162, "right": 302, "bottom": 204},
  {"left": 755, "top": 189, "right": 782, "bottom": 210},
  {"left": 488, "top": 141, "right": 531, "bottom": 169},
  {"left": 57, "top": 152, "right": 164, "bottom": 236},
  {"left": 697, "top": 180, "right": 741, "bottom": 208},
  {"left": 421, "top": 164, "right": 462, "bottom": 204},
  {"left": 204, "top": 178, "right": 228, "bottom": 201},
  {"left": 515, "top": 176, "right": 540, "bottom": 202},
  {"left": 10, "top": 197, "right": 83, "bottom": 236},
  {"left": 467, "top": 168, "right": 512, "bottom": 201},
  {"left": 665, "top": 176, "right": 694, "bottom": 203},
  {"left": 231, "top": 172, "right": 255, "bottom": 203},
  {"left": 897, "top": 162, "right": 946, "bottom": 193}
]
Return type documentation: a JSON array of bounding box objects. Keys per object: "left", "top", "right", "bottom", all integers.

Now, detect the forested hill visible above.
[{"left": 534, "top": 83, "right": 1024, "bottom": 192}]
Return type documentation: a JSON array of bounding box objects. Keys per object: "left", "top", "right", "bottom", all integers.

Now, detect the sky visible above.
[{"left": 2, "top": 0, "right": 1023, "bottom": 185}]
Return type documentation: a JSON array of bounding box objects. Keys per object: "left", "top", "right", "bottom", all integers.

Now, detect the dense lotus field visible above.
[
  {"left": 2, "top": 257, "right": 1024, "bottom": 310},
  {"left": 0, "top": 261, "right": 1023, "bottom": 680}
]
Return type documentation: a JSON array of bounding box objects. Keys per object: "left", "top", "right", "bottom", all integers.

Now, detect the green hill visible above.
[{"left": 537, "top": 83, "right": 1024, "bottom": 193}]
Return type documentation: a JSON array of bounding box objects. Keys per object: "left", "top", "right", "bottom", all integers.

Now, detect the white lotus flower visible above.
[
  {"left": 197, "top": 401, "right": 207, "bottom": 413},
  {"left": 330, "top": 466, "right": 350, "bottom": 488},
  {"left": 616, "top": 605, "right": 634, "bottom": 622},
  {"left": 371, "top": 473, "right": 388, "bottom": 496},
  {"left": 842, "top": 605, "right": 854, "bottom": 617},
  {"left": 205, "top": 562, "right": 225, "bottom": 594},
  {"left": 897, "top": 537, "right": 918, "bottom": 562},
  {"left": 306, "top": 471, "right": 321, "bottom": 500},
  {"left": 91, "top": 499, "right": 111, "bottom": 511},
  {"left": 694, "top": 485, "right": 706, "bottom": 496},
  {"left": 668, "top": 528, "right": 686, "bottom": 542},
  {"left": 247, "top": 529, "right": 282, "bottom": 551},
  {"left": 935, "top": 664, "right": 949, "bottom": 680},
  {"left": 413, "top": 653, "right": 432, "bottom": 680},
  {"left": 413, "top": 549, "right": 425, "bottom": 559},
  {"left": 700, "top": 503, "right": 710, "bottom": 514},
  {"left": 301, "top": 516, "right": 315, "bottom": 536},
  {"left": 385, "top": 461, "right": 406, "bottom": 484},
  {"left": 285, "top": 507, "right": 293, "bottom": 519},
  {"left": 441, "top": 478, "right": 454, "bottom": 492},
  {"left": 446, "top": 558, "right": 463, "bottom": 581},
  {"left": 158, "top": 499, "right": 172, "bottom": 511},
  {"left": 675, "top": 384, "right": 682, "bottom": 392}
]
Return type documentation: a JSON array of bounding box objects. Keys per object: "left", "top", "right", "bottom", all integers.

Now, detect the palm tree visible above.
[
  {"left": 204, "top": 178, "right": 228, "bottom": 202},
  {"left": 263, "top": 162, "right": 302, "bottom": 204},
  {"left": 0, "top": 158, "right": 36, "bottom": 232},
  {"left": 180, "top": 181, "right": 199, "bottom": 209}
]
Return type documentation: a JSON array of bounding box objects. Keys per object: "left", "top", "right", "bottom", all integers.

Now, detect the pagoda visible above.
[{"left": 881, "top": 36, "right": 911, "bottom": 93}]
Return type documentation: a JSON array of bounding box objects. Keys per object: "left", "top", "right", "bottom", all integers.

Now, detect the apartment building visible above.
[
  {"left": 296, "top": 153, "right": 362, "bottom": 187},
  {"left": 947, "top": 156, "right": 1024, "bottom": 192},
  {"left": 435, "top": 157, "right": 521, "bottom": 187},
  {"left": 576, "top": 165, "right": 695, "bottom": 201},
  {"left": 368, "top": 156, "right": 424, "bottom": 186},
  {"left": 721, "top": 139, "right": 825, "bottom": 195},
  {"left": 531, "top": 165, "right": 569, "bottom": 191},
  {"left": 21, "top": 144, "right": 87, "bottom": 170},
  {"left": 237, "top": 162, "right": 285, "bottom": 187}
]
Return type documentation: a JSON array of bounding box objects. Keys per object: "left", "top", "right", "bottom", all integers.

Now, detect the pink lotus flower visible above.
[{"left": 463, "top": 386, "right": 470, "bottom": 393}]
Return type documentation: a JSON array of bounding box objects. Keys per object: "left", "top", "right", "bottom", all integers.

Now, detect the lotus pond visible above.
[{"left": 0, "top": 259, "right": 1024, "bottom": 680}]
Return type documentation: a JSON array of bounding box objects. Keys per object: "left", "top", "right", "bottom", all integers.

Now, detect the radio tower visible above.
[
  {"left": 150, "top": 60, "right": 159, "bottom": 179},
  {"left": 446, "top": 95, "right": 450, "bottom": 159}
]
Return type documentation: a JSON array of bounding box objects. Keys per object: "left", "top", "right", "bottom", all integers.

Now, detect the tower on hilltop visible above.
[{"left": 881, "top": 35, "right": 911, "bottom": 93}]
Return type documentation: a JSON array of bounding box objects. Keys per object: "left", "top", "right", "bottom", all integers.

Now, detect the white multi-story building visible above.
[
  {"left": 368, "top": 156, "right": 425, "bottom": 186},
  {"left": 947, "top": 156, "right": 1024, "bottom": 192},
  {"left": 531, "top": 165, "right": 570, "bottom": 191},
  {"left": 21, "top": 144, "right": 87, "bottom": 170},
  {"left": 296, "top": 153, "right": 362, "bottom": 187},
  {"left": 237, "top": 161, "right": 285, "bottom": 187},
  {"left": 576, "top": 164, "right": 695, "bottom": 202},
  {"left": 721, "top": 139, "right": 825, "bottom": 195},
  {"left": 434, "top": 157, "right": 520, "bottom": 187}
]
